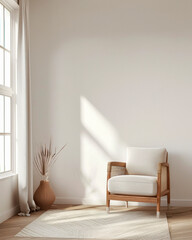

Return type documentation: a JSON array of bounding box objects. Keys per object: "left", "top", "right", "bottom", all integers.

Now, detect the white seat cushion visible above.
[
  {"left": 108, "top": 175, "right": 157, "bottom": 196},
  {"left": 126, "top": 147, "right": 167, "bottom": 176}
]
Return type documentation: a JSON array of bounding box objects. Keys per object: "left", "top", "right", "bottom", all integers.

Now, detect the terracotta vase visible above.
[{"left": 34, "top": 180, "right": 55, "bottom": 210}]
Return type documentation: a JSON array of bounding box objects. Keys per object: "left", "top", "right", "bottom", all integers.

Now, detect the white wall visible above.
[
  {"left": 0, "top": 175, "right": 18, "bottom": 223},
  {"left": 30, "top": 0, "right": 192, "bottom": 206}
]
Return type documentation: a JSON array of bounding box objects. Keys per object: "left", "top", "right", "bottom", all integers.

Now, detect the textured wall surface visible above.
[{"left": 30, "top": 0, "right": 192, "bottom": 206}]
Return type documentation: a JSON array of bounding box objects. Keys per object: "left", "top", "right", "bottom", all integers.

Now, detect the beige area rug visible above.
[{"left": 16, "top": 208, "right": 171, "bottom": 239}]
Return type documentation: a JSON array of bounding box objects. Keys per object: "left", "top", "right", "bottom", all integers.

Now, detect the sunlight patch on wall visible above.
[
  {"left": 80, "top": 96, "right": 126, "bottom": 204},
  {"left": 80, "top": 130, "right": 109, "bottom": 203},
  {"left": 81, "top": 96, "right": 125, "bottom": 159}
]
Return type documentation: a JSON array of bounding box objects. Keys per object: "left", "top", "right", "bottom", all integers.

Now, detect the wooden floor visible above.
[{"left": 0, "top": 205, "right": 192, "bottom": 240}]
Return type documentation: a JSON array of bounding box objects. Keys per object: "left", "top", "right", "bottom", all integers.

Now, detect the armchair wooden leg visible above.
[
  {"left": 106, "top": 199, "right": 110, "bottom": 213},
  {"left": 157, "top": 198, "right": 160, "bottom": 218},
  {"left": 125, "top": 201, "right": 128, "bottom": 208},
  {"left": 167, "top": 191, "right": 170, "bottom": 210},
  {"left": 167, "top": 192, "right": 170, "bottom": 204}
]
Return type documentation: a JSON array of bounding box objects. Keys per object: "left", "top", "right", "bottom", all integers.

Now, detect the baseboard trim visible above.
[
  {"left": 0, "top": 205, "right": 19, "bottom": 224},
  {"left": 55, "top": 197, "right": 192, "bottom": 207},
  {"left": 165, "top": 199, "right": 192, "bottom": 207}
]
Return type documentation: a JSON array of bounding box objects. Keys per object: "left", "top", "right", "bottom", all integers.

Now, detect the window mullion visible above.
[
  {"left": 0, "top": 45, "right": 10, "bottom": 53},
  {"left": 0, "top": 86, "right": 13, "bottom": 96},
  {"left": 3, "top": 6, "right": 5, "bottom": 86},
  {"left": 3, "top": 96, "right": 5, "bottom": 172}
]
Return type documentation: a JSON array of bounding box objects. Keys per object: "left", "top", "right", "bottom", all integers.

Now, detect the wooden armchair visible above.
[{"left": 106, "top": 148, "right": 170, "bottom": 217}]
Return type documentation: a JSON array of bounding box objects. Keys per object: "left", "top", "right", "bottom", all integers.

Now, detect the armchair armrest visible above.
[
  {"left": 159, "top": 162, "right": 169, "bottom": 168},
  {"left": 157, "top": 162, "right": 170, "bottom": 196},
  {"left": 107, "top": 162, "right": 126, "bottom": 172},
  {"left": 107, "top": 162, "right": 126, "bottom": 196},
  {"left": 107, "top": 162, "right": 126, "bottom": 180}
]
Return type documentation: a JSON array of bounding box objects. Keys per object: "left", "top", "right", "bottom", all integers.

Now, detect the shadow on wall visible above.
[{"left": 80, "top": 96, "right": 127, "bottom": 204}]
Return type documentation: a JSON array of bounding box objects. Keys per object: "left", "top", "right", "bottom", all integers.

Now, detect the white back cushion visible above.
[{"left": 126, "top": 147, "right": 167, "bottom": 176}]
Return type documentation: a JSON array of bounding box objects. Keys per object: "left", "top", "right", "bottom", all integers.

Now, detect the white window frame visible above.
[{"left": 0, "top": 0, "right": 18, "bottom": 178}]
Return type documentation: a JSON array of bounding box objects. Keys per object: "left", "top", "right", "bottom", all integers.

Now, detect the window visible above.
[{"left": 0, "top": 1, "right": 17, "bottom": 176}]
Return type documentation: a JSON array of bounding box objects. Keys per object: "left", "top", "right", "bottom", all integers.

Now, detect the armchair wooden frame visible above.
[{"left": 106, "top": 153, "right": 170, "bottom": 217}]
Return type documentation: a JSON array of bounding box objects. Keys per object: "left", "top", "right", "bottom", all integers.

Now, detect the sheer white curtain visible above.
[{"left": 17, "top": 0, "right": 36, "bottom": 215}]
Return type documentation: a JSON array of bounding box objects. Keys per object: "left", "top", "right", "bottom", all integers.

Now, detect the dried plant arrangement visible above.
[{"left": 34, "top": 141, "right": 66, "bottom": 181}]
